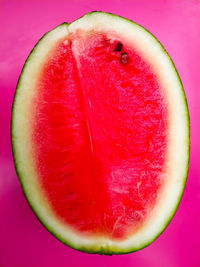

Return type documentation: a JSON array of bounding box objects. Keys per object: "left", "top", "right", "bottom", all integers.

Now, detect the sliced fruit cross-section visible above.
[{"left": 11, "top": 12, "right": 190, "bottom": 254}]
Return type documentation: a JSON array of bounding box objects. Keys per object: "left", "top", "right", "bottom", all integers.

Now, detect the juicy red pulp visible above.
[{"left": 32, "top": 32, "right": 168, "bottom": 239}]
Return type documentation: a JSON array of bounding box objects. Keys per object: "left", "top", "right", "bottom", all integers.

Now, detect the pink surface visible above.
[{"left": 0, "top": 0, "right": 200, "bottom": 266}]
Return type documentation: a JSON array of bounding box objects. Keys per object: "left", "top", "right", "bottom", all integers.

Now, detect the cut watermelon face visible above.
[{"left": 11, "top": 12, "right": 190, "bottom": 254}]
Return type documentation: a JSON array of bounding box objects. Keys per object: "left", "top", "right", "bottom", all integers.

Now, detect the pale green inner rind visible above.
[{"left": 11, "top": 12, "right": 190, "bottom": 255}]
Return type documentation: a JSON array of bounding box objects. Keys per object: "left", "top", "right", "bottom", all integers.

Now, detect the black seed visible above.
[
  {"left": 113, "top": 42, "right": 123, "bottom": 52},
  {"left": 120, "top": 52, "right": 128, "bottom": 65}
]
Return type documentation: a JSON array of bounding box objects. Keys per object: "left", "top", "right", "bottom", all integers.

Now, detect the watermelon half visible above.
[{"left": 11, "top": 12, "right": 190, "bottom": 254}]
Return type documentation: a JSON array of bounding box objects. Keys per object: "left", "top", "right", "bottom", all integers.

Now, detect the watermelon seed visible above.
[
  {"left": 120, "top": 52, "right": 128, "bottom": 65},
  {"left": 113, "top": 42, "right": 123, "bottom": 52}
]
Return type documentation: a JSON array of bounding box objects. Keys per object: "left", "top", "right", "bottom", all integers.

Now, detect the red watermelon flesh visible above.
[{"left": 32, "top": 31, "right": 168, "bottom": 239}]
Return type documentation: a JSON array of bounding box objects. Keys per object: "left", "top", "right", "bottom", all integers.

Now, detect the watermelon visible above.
[{"left": 11, "top": 12, "right": 190, "bottom": 254}]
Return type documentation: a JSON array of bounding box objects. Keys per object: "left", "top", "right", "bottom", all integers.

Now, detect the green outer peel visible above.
[{"left": 11, "top": 12, "right": 190, "bottom": 255}]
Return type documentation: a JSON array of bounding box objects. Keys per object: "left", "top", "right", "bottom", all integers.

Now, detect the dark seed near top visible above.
[
  {"left": 120, "top": 52, "right": 128, "bottom": 65},
  {"left": 113, "top": 42, "right": 123, "bottom": 52}
]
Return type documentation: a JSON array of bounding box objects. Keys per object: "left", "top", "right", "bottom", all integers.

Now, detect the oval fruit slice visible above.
[{"left": 11, "top": 12, "right": 190, "bottom": 254}]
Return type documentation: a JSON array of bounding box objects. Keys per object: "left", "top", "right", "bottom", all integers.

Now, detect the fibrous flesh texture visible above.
[{"left": 32, "top": 31, "right": 168, "bottom": 240}]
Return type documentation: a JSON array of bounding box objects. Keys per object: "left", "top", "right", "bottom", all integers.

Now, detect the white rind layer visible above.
[{"left": 11, "top": 12, "right": 189, "bottom": 254}]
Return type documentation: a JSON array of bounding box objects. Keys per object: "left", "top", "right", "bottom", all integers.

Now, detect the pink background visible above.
[{"left": 0, "top": 0, "right": 200, "bottom": 266}]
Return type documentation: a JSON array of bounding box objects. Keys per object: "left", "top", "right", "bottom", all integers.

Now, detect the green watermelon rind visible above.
[{"left": 11, "top": 12, "right": 190, "bottom": 255}]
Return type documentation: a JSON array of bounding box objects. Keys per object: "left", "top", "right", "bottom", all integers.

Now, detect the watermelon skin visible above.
[{"left": 11, "top": 12, "right": 190, "bottom": 255}]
